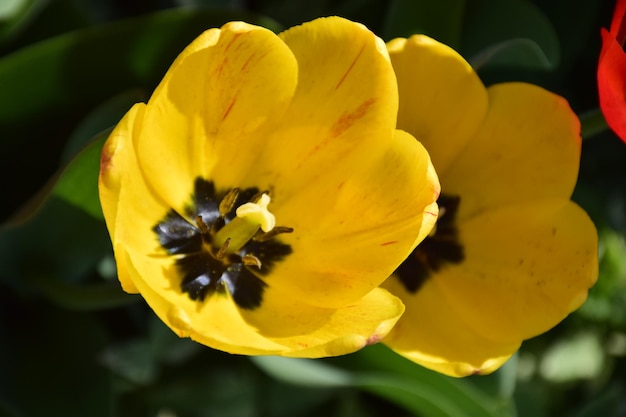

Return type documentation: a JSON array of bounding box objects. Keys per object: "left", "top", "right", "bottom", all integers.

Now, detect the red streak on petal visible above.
[
  {"left": 335, "top": 43, "right": 366, "bottom": 91},
  {"left": 215, "top": 58, "right": 228, "bottom": 78},
  {"left": 380, "top": 241, "right": 397, "bottom": 246},
  {"left": 224, "top": 32, "right": 242, "bottom": 52},
  {"left": 241, "top": 55, "right": 254, "bottom": 72},
  {"left": 241, "top": 50, "right": 268, "bottom": 73},
  {"left": 222, "top": 97, "right": 237, "bottom": 122},
  {"left": 330, "top": 97, "right": 377, "bottom": 138},
  {"left": 299, "top": 98, "right": 377, "bottom": 165},
  {"left": 215, "top": 33, "right": 243, "bottom": 77}
]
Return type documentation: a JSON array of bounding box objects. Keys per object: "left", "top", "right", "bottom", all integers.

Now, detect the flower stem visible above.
[
  {"left": 30, "top": 275, "right": 140, "bottom": 311},
  {"left": 580, "top": 108, "right": 609, "bottom": 140}
]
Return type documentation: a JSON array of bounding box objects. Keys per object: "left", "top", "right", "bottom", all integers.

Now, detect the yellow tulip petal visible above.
[
  {"left": 438, "top": 199, "right": 597, "bottom": 342},
  {"left": 257, "top": 16, "right": 398, "bottom": 194},
  {"left": 120, "top": 245, "right": 285, "bottom": 353},
  {"left": 262, "top": 19, "right": 437, "bottom": 309},
  {"left": 383, "top": 277, "right": 518, "bottom": 377},
  {"left": 387, "top": 35, "right": 488, "bottom": 174},
  {"left": 443, "top": 83, "right": 582, "bottom": 220},
  {"left": 99, "top": 103, "right": 145, "bottom": 240},
  {"left": 123, "top": 243, "right": 403, "bottom": 356},
  {"left": 243, "top": 286, "right": 404, "bottom": 357},
  {"left": 99, "top": 102, "right": 146, "bottom": 293},
  {"left": 384, "top": 199, "right": 598, "bottom": 376},
  {"left": 137, "top": 22, "right": 298, "bottom": 211},
  {"left": 270, "top": 130, "right": 439, "bottom": 308}
]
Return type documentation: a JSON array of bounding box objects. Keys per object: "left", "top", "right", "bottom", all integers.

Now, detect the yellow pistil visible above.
[{"left": 213, "top": 193, "right": 276, "bottom": 254}]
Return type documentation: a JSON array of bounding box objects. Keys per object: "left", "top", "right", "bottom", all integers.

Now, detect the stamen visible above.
[
  {"left": 248, "top": 190, "right": 270, "bottom": 204},
  {"left": 254, "top": 226, "right": 294, "bottom": 242},
  {"left": 153, "top": 178, "right": 294, "bottom": 309},
  {"left": 242, "top": 254, "right": 262, "bottom": 268},
  {"left": 212, "top": 194, "right": 274, "bottom": 254},
  {"left": 195, "top": 215, "right": 210, "bottom": 234},
  {"left": 219, "top": 188, "right": 240, "bottom": 216}
]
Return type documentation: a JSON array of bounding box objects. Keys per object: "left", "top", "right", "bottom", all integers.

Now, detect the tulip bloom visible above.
[
  {"left": 598, "top": 0, "right": 626, "bottom": 143},
  {"left": 99, "top": 17, "right": 440, "bottom": 357},
  {"left": 382, "top": 35, "right": 598, "bottom": 377}
]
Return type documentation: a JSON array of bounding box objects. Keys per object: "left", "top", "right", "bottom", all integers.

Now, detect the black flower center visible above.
[
  {"left": 153, "top": 177, "right": 292, "bottom": 309},
  {"left": 395, "top": 194, "right": 464, "bottom": 293}
]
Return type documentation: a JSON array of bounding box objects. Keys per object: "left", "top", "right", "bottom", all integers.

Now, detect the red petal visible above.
[
  {"left": 610, "top": 0, "right": 626, "bottom": 44},
  {"left": 598, "top": 28, "right": 626, "bottom": 144}
]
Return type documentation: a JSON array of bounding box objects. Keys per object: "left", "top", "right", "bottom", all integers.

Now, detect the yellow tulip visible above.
[
  {"left": 383, "top": 35, "right": 598, "bottom": 377},
  {"left": 99, "top": 18, "right": 439, "bottom": 357}
]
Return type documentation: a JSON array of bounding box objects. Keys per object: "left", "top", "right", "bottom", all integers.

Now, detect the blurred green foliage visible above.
[{"left": 1, "top": 0, "right": 625, "bottom": 416}]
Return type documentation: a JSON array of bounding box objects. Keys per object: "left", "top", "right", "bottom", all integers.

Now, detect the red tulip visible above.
[{"left": 599, "top": 0, "right": 626, "bottom": 143}]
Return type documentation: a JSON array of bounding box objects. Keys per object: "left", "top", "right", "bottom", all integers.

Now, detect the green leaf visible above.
[
  {"left": 382, "top": 0, "right": 466, "bottom": 48},
  {"left": 0, "top": 8, "right": 279, "bottom": 134},
  {"left": 52, "top": 131, "right": 108, "bottom": 220},
  {"left": 0, "top": 196, "right": 112, "bottom": 284},
  {"left": 61, "top": 89, "right": 145, "bottom": 163},
  {"left": 462, "top": 0, "right": 560, "bottom": 71},
  {"left": 0, "top": 0, "right": 25, "bottom": 19},
  {"left": 512, "top": 377, "right": 550, "bottom": 417},
  {"left": 539, "top": 332, "right": 605, "bottom": 382},
  {"left": 0, "top": 0, "right": 47, "bottom": 42},
  {"left": 101, "top": 316, "right": 201, "bottom": 386},
  {"left": 101, "top": 339, "right": 159, "bottom": 385},
  {"left": 253, "top": 346, "right": 515, "bottom": 417},
  {"left": 6, "top": 89, "right": 144, "bottom": 225},
  {"left": 574, "top": 384, "right": 624, "bottom": 417},
  {"left": 4, "top": 128, "right": 108, "bottom": 228},
  {"left": 580, "top": 108, "right": 609, "bottom": 141},
  {"left": 251, "top": 356, "right": 354, "bottom": 387},
  {"left": 469, "top": 38, "right": 554, "bottom": 71},
  {"left": 138, "top": 356, "right": 259, "bottom": 417},
  {"left": 28, "top": 274, "right": 139, "bottom": 310},
  {"left": 262, "top": 380, "right": 341, "bottom": 417},
  {"left": 464, "top": 354, "right": 518, "bottom": 409},
  {"left": 599, "top": 229, "right": 626, "bottom": 290},
  {"left": 348, "top": 345, "right": 514, "bottom": 417},
  {"left": 0, "top": 130, "right": 121, "bottom": 307}
]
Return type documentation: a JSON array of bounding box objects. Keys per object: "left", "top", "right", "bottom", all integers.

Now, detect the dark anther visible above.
[
  {"left": 242, "top": 254, "right": 262, "bottom": 268},
  {"left": 244, "top": 239, "right": 292, "bottom": 276},
  {"left": 253, "top": 226, "right": 294, "bottom": 242},
  {"left": 395, "top": 193, "right": 465, "bottom": 294},
  {"left": 195, "top": 215, "right": 210, "bottom": 234},
  {"left": 219, "top": 188, "right": 239, "bottom": 216},
  {"left": 248, "top": 190, "right": 270, "bottom": 204}
]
